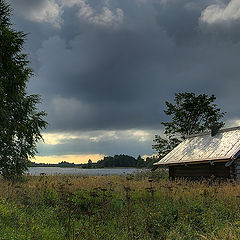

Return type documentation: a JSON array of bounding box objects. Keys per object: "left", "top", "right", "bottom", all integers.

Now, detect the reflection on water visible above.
[{"left": 27, "top": 167, "right": 146, "bottom": 176}]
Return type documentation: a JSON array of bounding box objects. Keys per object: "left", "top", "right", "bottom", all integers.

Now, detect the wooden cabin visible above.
[{"left": 154, "top": 126, "right": 240, "bottom": 180}]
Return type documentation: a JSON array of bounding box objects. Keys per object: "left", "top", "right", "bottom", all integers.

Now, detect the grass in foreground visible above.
[{"left": 0, "top": 170, "right": 240, "bottom": 239}]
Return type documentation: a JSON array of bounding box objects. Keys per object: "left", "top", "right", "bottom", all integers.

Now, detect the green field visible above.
[{"left": 0, "top": 171, "right": 240, "bottom": 240}]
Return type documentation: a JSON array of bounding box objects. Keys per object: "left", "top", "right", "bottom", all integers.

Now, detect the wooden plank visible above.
[
  {"left": 236, "top": 166, "right": 240, "bottom": 171},
  {"left": 176, "top": 169, "right": 207, "bottom": 172},
  {"left": 217, "top": 131, "right": 240, "bottom": 157},
  {"left": 236, "top": 174, "right": 240, "bottom": 180},
  {"left": 175, "top": 170, "right": 211, "bottom": 175},
  {"left": 173, "top": 162, "right": 230, "bottom": 178},
  {"left": 155, "top": 128, "right": 240, "bottom": 166}
]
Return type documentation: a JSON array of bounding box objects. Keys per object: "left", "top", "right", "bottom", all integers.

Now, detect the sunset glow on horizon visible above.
[{"left": 33, "top": 154, "right": 106, "bottom": 164}]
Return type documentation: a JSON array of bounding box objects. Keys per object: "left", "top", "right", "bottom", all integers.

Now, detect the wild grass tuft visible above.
[{"left": 0, "top": 174, "right": 240, "bottom": 239}]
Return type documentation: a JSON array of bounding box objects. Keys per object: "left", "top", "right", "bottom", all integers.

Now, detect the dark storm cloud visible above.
[
  {"left": 11, "top": 0, "right": 47, "bottom": 13},
  {"left": 38, "top": 132, "right": 154, "bottom": 157},
  {"left": 8, "top": 0, "right": 240, "bottom": 132}
]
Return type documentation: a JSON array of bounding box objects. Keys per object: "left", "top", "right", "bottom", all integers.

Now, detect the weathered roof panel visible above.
[{"left": 154, "top": 127, "right": 240, "bottom": 166}]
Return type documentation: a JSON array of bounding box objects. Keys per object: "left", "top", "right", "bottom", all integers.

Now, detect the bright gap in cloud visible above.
[
  {"left": 14, "top": 0, "right": 124, "bottom": 28},
  {"left": 200, "top": 0, "right": 240, "bottom": 26}
]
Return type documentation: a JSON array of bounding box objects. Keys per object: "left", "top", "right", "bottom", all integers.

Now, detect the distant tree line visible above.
[
  {"left": 29, "top": 161, "right": 81, "bottom": 168},
  {"left": 30, "top": 155, "right": 159, "bottom": 169},
  {"left": 82, "top": 154, "right": 159, "bottom": 169}
]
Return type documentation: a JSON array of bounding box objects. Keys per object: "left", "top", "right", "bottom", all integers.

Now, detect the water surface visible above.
[{"left": 27, "top": 167, "right": 145, "bottom": 176}]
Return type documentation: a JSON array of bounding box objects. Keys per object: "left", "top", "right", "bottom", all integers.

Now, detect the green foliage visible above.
[
  {"left": 153, "top": 135, "right": 181, "bottom": 158},
  {"left": 0, "top": 1, "right": 47, "bottom": 179},
  {"left": 42, "top": 188, "right": 59, "bottom": 207},
  {"left": 97, "top": 154, "right": 138, "bottom": 168},
  {"left": 153, "top": 92, "right": 225, "bottom": 157},
  {"left": 87, "top": 159, "right": 93, "bottom": 168},
  {"left": 144, "top": 156, "right": 159, "bottom": 168},
  {"left": 0, "top": 200, "right": 63, "bottom": 240},
  {"left": 132, "top": 168, "right": 169, "bottom": 181},
  {"left": 58, "top": 161, "right": 75, "bottom": 168},
  {"left": 136, "top": 155, "right": 145, "bottom": 168},
  {"left": 1, "top": 176, "right": 240, "bottom": 239},
  {"left": 94, "top": 154, "right": 158, "bottom": 168}
]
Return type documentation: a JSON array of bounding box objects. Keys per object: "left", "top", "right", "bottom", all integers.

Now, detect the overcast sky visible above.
[{"left": 8, "top": 0, "right": 240, "bottom": 163}]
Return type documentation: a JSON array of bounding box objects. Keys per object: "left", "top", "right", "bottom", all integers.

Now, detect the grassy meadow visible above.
[{"left": 0, "top": 170, "right": 240, "bottom": 240}]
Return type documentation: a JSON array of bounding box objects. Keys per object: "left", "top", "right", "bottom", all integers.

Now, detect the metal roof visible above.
[{"left": 154, "top": 126, "right": 240, "bottom": 166}]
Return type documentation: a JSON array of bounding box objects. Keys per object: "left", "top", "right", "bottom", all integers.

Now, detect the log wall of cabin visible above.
[
  {"left": 169, "top": 162, "right": 230, "bottom": 179},
  {"left": 234, "top": 159, "right": 240, "bottom": 181},
  {"left": 230, "top": 160, "right": 236, "bottom": 180}
]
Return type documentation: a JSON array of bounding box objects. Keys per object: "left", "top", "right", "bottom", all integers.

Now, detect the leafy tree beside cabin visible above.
[
  {"left": 145, "top": 156, "right": 159, "bottom": 168},
  {"left": 153, "top": 93, "right": 225, "bottom": 158}
]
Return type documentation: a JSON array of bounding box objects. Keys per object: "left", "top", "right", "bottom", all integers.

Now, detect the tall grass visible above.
[{"left": 0, "top": 173, "right": 240, "bottom": 239}]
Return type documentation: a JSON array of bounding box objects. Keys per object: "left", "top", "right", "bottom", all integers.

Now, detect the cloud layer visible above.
[
  {"left": 12, "top": 0, "right": 124, "bottom": 28},
  {"left": 8, "top": 0, "right": 240, "bottom": 159},
  {"left": 200, "top": 0, "right": 240, "bottom": 25}
]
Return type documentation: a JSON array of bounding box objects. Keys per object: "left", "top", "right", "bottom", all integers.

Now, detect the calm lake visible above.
[{"left": 27, "top": 167, "right": 146, "bottom": 176}]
